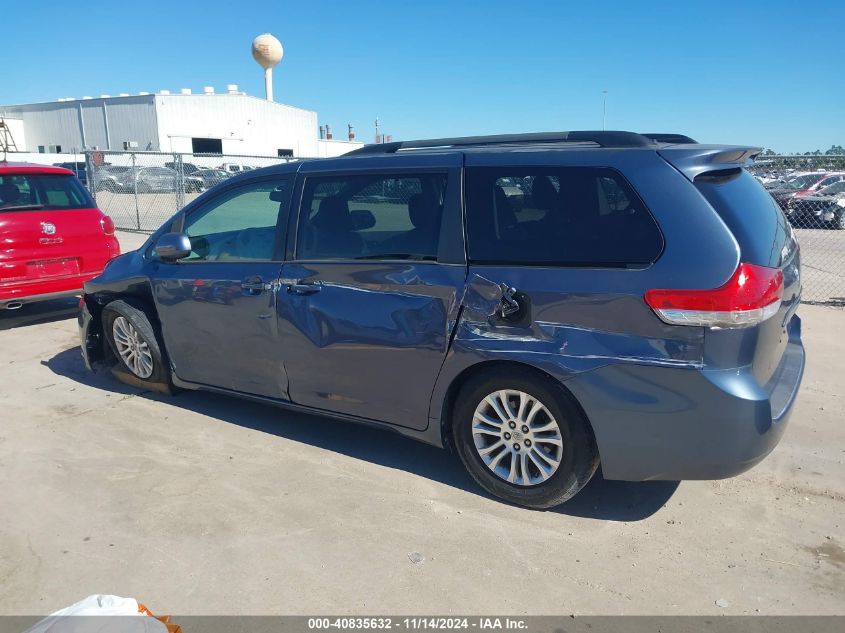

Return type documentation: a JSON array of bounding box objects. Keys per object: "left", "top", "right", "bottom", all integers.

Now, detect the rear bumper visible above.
[
  {"left": 0, "top": 287, "right": 83, "bottom": 309},
  {"left": 0, "top": 273, "right": 102, "bottom": 307},
  {"left": 566, "top": 316, "right": 805, "bottom": 481}
]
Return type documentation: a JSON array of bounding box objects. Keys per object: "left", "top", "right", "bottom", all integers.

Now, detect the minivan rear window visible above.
[
  {"left": 695, "top": 169, "right": 793, "bottom": 268},
  {"left": 0, "top": 174, "right": 93, "bottom": 212},
  {"left": 464, "top": 166, "right": 663, "bottom": 267}
]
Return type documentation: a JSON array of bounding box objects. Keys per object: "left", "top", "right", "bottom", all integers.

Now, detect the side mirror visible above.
[
  {"left": 349, "top": 209, "right": 376, "bottom": 231},
  {"left": 154, "top": 232, "right": 192, "bottom": 262}
]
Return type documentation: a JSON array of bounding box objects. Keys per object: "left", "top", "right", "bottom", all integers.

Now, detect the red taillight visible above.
[
  {"left": 100, "top": 215, "right": 115, "bottom": 236},
  {"left": 644, "top": 263, "right": 784, "bottom": 328}
]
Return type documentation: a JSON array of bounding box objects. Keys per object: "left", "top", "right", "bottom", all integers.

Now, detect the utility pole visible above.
[
  {"left": 602, "top": 90, "right": 608, "bottom": 131},
  {"left": 375, "top": 117, "right": 380, "bottom": 144}
]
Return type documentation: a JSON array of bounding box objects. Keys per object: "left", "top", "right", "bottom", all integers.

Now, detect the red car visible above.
[{"left": 0, "top": 162, "right": 119, "bottom": 310}]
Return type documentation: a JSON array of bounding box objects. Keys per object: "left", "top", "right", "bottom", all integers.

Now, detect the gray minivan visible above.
[{"left": 79, "top": 131, "right": 804, "bottom": 509}]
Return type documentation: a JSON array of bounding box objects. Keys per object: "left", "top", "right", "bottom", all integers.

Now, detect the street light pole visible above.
[{"left": 602, "top": 90, "right": 608, "bottom": 131}]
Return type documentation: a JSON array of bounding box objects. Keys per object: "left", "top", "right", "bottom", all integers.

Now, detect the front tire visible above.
[
  {"left": 453, "top": 367, "right": 598, "bottom": 509},
  {"left": 102, "top": 300, "right": 169, "bottom": 383}
]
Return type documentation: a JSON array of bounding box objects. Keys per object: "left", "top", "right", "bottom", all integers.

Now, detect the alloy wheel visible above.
[
  {"left": 471, "top": 389, "right": 564, "bottom": 486},
  {"left": 112, "top": 316, "right": 154, "bottom": 378}
]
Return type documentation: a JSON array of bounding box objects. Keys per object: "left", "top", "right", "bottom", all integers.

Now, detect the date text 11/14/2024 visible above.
[{"left": 307, "top": 618, "right": 528, "bottom": 630}]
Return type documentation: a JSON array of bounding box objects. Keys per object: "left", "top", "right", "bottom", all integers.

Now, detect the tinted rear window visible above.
[
  {"left": 695, "top": 169, "right": 792, "bottom": 268},
  {"left": 0, "top": 174, "right": 93, "bottom": 211},
  {"left": 464, "top": 166, "right": 663, "bottom": 267}
]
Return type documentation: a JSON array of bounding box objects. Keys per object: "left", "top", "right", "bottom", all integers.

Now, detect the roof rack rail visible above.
[
  {"left": 642, "top": 133, "right": 698, "bottom": 144},
  {"left": 345, "top": 131, "right": 658, "bottom": 156}
]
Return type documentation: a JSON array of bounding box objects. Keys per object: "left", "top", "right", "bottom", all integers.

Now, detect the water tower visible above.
[{"left": 252, "top": 33, "right": 283, "bottom": 102}]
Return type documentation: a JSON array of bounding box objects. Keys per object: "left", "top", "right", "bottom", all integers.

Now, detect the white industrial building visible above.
[{"left": 0, "top": 86, "right": 362, "bottom": 159}]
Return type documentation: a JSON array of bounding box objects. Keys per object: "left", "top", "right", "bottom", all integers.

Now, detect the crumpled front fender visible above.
[{"left": 78, "top": 297, "right": 105, "bottom": 371}]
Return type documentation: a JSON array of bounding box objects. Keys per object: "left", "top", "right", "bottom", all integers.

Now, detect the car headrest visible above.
[
  {"left": 531, "top": 176, "right": 558, "bottom": 210},
  {"left": 313, "top": 196, "right": 351, "bottom": 231},
  {"left": 0, "top": 183, "right": 20, "bottom": 203},
  {"left": 408, "top": 192, "right": 440, "bottom": 230}
]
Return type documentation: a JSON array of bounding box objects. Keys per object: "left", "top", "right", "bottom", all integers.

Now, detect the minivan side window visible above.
[
  {"left": 464, "top": 167, "right": 663, "bottom": 267},
  {"left": 179, "top": 177, "right": 292, "bottom": 262},
  {"left": 297, "top": 173, "right": 448, "bottom": 261}
]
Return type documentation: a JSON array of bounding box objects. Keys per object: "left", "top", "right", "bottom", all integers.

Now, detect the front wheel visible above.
[
  {"left": 102, "top": 300, "right": 170, "bottom": 383},
  {"left": 453, "top": 368, "right": 598, "bottom": 509}
]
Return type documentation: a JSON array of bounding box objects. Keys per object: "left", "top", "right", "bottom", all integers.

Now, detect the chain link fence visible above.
[
  {"left": 84, "top": 150, "right": 303, "bottom": 232},
  {"left": 746, "top": 155, "right": 845, "bottom": 304}
]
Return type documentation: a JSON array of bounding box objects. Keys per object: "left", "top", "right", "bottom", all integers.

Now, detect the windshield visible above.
[
  {"left": 0, "top": 173, "right": 94, "bottom": 211},
  {"left": 782, "top": 174, "right": 822, "bottom": 190}
]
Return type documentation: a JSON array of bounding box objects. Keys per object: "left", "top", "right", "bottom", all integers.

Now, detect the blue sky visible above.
[{"left": 3, "top": 1, "right": 842, "bottom": 153}]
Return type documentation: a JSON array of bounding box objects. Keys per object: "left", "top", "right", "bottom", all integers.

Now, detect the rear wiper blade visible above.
[{"left": 0, "top": 204, "right": 45, "bottom": 211}]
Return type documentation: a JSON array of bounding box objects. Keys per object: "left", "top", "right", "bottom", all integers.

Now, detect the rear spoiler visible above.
[{"left": 657, "top": 145, "right": 762, "bottom": 181}]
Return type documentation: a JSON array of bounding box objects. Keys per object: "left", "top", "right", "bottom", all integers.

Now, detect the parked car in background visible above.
[
  {"left": 53, "top": 161, "right": 88, "bottom": 187},
  {"left": 102, "top": 167, "right": 203, "bottom": 193},
  {"left": 768, "top": 172, "right": 845, "bottom": 210},
  {"left": 0, "top": 163, "right": 119, "bottom": 310},
  {"left": 787, "top": 180, "right": 845, "bottom": 229},
  {"left": 183, "top": 173, "right": 205, "bottom": 192},
  {"left": 220, "top": 163, "right": 256, "bottom": 174},
  {"left": 79, "top": 131, "right": 803, "bottom": 509},
  {"left": 115, "top": 167, "right": 175, "bottom": 193},
  {"left": 194, "top": 168, "right": 230, "bottom": 190},
  {"left": 91, "top": 166, "right": 130, "bottom": 193},
  {"left": 164, "top": 161, "right": 201, "bottom": 175}
]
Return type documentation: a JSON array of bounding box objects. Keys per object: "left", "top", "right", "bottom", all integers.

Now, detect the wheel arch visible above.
[
  {"left": 438, "top": 359, "right": 598, "bottom": 454},
  {"left": 87, "top": 283, "right": 162, "bottom": 364}
]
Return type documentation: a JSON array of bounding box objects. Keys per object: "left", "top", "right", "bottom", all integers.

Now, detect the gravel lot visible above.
[{"left": 0, "top": 232, "right": 843, "bottom": 615}]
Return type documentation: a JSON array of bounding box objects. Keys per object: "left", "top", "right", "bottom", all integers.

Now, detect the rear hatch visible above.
[
  {"left": 655, "top": 147, "right": 801, "bottom": 403},
  {"left": 0, "top": 171, "right": 114, "bottom": 285}
]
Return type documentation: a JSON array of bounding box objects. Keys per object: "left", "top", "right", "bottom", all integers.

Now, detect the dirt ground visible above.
[{"left": 0, "top": 232, "right": 842, "bottom": 615}]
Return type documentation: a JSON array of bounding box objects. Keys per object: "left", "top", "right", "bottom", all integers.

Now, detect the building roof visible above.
[{"left": 1, "top": 91, "right": 315, "bottom": 115}]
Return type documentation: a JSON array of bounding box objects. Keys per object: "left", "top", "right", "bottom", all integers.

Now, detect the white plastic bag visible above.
[{"left": 24, "top": 595, "right": 168, "bottom": 633}]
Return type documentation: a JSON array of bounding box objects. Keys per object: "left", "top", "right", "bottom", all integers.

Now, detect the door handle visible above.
[{"left": 287, "top": 281, "right": 322, "bottom": 295}]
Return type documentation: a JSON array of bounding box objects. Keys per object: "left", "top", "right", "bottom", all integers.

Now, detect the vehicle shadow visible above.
[
  {"left": 0, "top": 298, "right": 80, "bottom": 331},
  {"left": 44, "top": 345, "right": 679, "bottom": 521}
]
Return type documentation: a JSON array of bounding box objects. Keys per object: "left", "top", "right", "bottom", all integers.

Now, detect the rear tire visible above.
[
  {"left": 835, "top": 209, "right": 845, "bottom": 230},
  {"left": 452, "top": 367, "right": 599, "bottom": 509},
  {"left": 102, "top": 300, "right": 169, "bottom": 384}
]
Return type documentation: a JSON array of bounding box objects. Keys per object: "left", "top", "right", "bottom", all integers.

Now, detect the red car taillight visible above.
[
  {"left": 644, "top": 263, "right": 784, "bottom": 328},
  {"left": 100, "top": 215, "right": 115, "bottom": 236}
]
